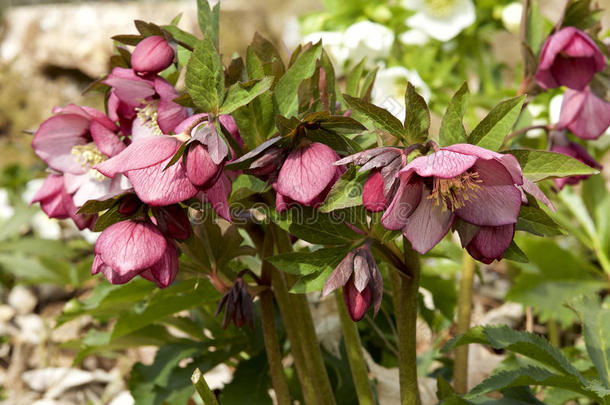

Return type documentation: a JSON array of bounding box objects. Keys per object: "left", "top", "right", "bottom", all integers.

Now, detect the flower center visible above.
[
  {"left": 71, "top": 143, "right": 107, "bottom": 181},
  {"left": 423, "top": 0, "right": 457, "bottom": 17},
  {"left": 427, "top": 171, "right": 482, "bottom": 211},
  {"left": 136, "top": 101, "right": 163, "bottom": 136}
]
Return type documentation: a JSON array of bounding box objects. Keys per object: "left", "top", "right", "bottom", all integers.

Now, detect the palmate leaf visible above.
[
  {"left": 439, "top": 82, "right": 469, "bottom": 147},
  {"left": 443, "top": 325, "right": 585, "bottom": 381},
  {"left": 509, "top": 150, "right": 599, "bottom": 182},
  {"left": 465, "top": 367, "right": 599, "bottom": 402},
  {"left": 266, "top": 246, "right": 352, "bottom": 277},
  {"left": 343, "top": 94, "right": 405, "bottom": 140},
  {"left": 319, "top": 167, "right": 369, "bottom": 213},
  {"left": 185, "top": 37, "right": 224, "bottom": 113},
  {"left": 219, "top": 76, "right": 274, "bottom": 115}
]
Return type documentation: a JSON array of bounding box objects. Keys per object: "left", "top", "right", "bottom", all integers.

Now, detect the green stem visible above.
[
  {"left": 270, "top": 260, "right": 318, "bottom": 405},
  {"left": 335, "top": 291, "right": 376, "bottom": 405},
  {"left": 274, "top": 227, "right": 337, "bottom": 405},
  {"left": 191, "top": 368, "right": 220, "bottom": 405},
  {"left": 260, "top": 233, "right": 292, "bottom": 405},
  {"left": 454, "top": 251, "right": 476, "bottom": 395},
  {"left": 547, "top": 320, "right": 560, "bottom": 347},
  {"left": 390, "top": 238, "right": 421, "bottom": 405}
]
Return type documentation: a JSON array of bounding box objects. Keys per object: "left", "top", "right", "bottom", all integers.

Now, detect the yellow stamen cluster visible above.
[
  {"left": 71, "top": 143, "right": 107, "bottom": 181},
  {"left": 427, "top": 171, "right": 482, "bottom": 211},
  {"left": 424, "top": 0, "right": 457, "bottom": 17},
  {"left": 136, "top": 102, "right": 163, "bottom": 137}
]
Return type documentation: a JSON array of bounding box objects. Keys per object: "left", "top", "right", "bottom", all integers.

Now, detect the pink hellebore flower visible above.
[
  {"left": 131, "top": 35, "right": 175, "bottom": 75},
  {"left": 104, "top": 67, "right": 188, "bottom": 135},
  {"left": 274, "top": 141, "right": 345, "bottom": 212},
  {"left": 557, "top": 87, "right": 610, "bottom": 140},
  {"left": 551, "top": 141, "right": 602, "bottom": 189},
  {"left": 381, "top": 144, "right": 526, "bottom": 263},
  {"left": 92, "top": 220, "right": 178, "bottom": 288},
  {"left": 95, "top": 114, "right": 236, "bottom": 221},
  {"left": 322, "top": 245, "right": 382, "bottom": 322},
  {"left": 31, "top": 104, "right": 129, "bottom": 228},
  {"left": 535, "top": 27, "right": 605, "bottom": 91}
]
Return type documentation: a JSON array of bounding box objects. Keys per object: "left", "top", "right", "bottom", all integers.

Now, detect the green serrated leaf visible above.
[
  {"left": 343, "top": 94, "right": 405, "bottom": 139},
  {"left": 403, "top": 82, "right": 430, "bottom": 143},
  {"left": 219, "top": 76, "right": 274, "bottom": 114},
  {"left": 469, "top": 96, "right": 524, "bottom": 151},
  {"left": 466, "top": 366, "right": 596, "bottom": 401},
  {"left": 274, "top": 42, "right": 322, "bottom": 117},
  {"left": 161, "top": 25, "right": 198, "bottom": 50},
  {"left": 229, "top": 174, "right": 269, "bottom": 202},
  {"left": 569, "top": 295, "right": 610, "bottom": 389},
  {"left": 345, "top": 58, "right": 366, "bottom": 97},
  {"left": 503, "top": 240, "right": 529, "bottom": 263},
  {"left": 439, "top": 83, "right": 469, "bottom": 147},
  {"left": 185, "top": 37, "right": 224, "bottom": 113},
  {"left": 196, "top": 0, "right": 220, "bottom": 49},
  {"left": 516, "top": 205, "right": 564, "bottom": 237},
  {"left": 271, "top": 206, "right": 363, "bottom": 245},
  {"left": 267, "top": 246, "right": 351, "bottom": 276},
  {"left": 509, "top": 150, "right": 599, "bottom": 182}
]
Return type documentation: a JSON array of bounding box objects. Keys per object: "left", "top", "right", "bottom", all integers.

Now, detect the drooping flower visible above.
[
  {"left": 95, "top": 114, "right": 236, "bottom": 220},
  {"left": 535, "top": 27, "right": 605, "bottom": 91},
  {"left": 556, "top": 87, "right": 610, "bottom": 140},
  {"left": 403, "top": 0, "right": 476, "bottom": 42},
  {"left": 322, "top": 244, "right": 383, "bottom": 322},
  {"left": 92, "top": 220, "right": 178, "bottom": 288},
  {"left": 103, "top": 67, "right": 188, "bottom": 135},
  {"left": 151, "top": 204, "right": 192, "bottom": 240},
  {"left": 31, "top": 104, "right": 129, "bottom": 228},
  {"left": 215, "top": 277, "right": 255, "bottom": 329},
  {"left": 131, "top": 35, "right": 175, "bottom": 75},
  {"left": 274, "top": 141, "right": 345, "bottom": 212},
  {"left": 372, "top": 66, "right": 430, "bottom": 122},
  {"left": 551, "top": 138, "right": 602, "bottom": 189},
  {"left": 381, "top": 144, "right": 527, "bottom": 262}
]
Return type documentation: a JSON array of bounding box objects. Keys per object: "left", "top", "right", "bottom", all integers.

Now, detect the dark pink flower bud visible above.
[
  {"left": 322, "top": 245, "right": 382, "bottom": 322},
  {"left": 131, "top": 35, "right": 175, "bottom": 74},
  {"left": 215, "top": 277, "right": 255, "bottom": 329},
  {"left": 362, "top": 170, "right": 388, "bottom": 212},
  {"left": 186, "top": 143, "right": 223, "bottom": 187},
  {"left": 535, "top": 27, "right": 605, "bottom": 90},
  {"left": 152, "top": 205, "right": 192, "bottom": 240},
  {"left": 557, "top": 88, "right": 610, "bottom": 140},
  {"left": 92, "top": 220, "right": 178, "bottom": 288},
  {"left": 551, "top": 141, "right": 602, "bottom": 189},
  {"left": 117, "top": 194, "right": 141, "bottom": 215}
]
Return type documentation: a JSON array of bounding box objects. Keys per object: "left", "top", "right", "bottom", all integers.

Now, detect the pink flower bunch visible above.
[{"left": 534, "top": 27, "right": 609, "bottom": 186}]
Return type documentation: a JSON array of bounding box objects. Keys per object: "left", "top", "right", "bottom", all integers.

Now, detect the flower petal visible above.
[
  {"left": 277, "top": 142, "right": 340, "bottom": 205},
  {"left": 95, "top": 136, "right": 180, "bottom": 177},
  {"left": 90, "top": 121, "right": 125, "bottom": 157},
  {"left": 203, "top": 176, "right": 232, "bottom": 222},
  {"left": 141, "top": 243, "right": 178, "bottom": 288},
  {"left": 403, "top": 187, "right": 454, "bottom": 254},
  {"left": 466, "top": 224, "right": 515, "bottom": 264},
  {"left": 402, "top": 149, "right": 477, "bottom": 179},
  {"left": 381, "top": 174, "right": 422, "bottom": 230},
  {"left": 455, "top": 159, "right": 522, "bottom": 226},
  {"left": 126, "top": 159, "right": 198, "bottom": 206},
  {"left": 95, "top": 221, "right": 166, "bottom": 275},
  {"left": 32, "top": 114, "right": 90, "bottom": 174},
  {"left": 186, "top": 144, "right": 221, "bottom": 187}
]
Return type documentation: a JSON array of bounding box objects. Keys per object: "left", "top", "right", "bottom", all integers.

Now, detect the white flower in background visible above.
[
  {"left": 31, "top": 212, "right": 62, "bottom": 240},
  {"left": 399, "top": 29, "right": 430, "bottom": 46},
  {"left": 283, "top": 16, "right": 302, "bottom": 50},
  {"left": 0, "top": 189, "right": 14, "bottom": 220},
  {"left": 303, "top": 31, "right": 350, "bottom": 76},
  {"left": 525, "top": 103, "right": 547, "bottom": 138},
  {"left": 549, "top": 94, "right": 563, "bottom": 125},
  {"left": 501, "top": 2, "right": 523, "bottom": 34},
  {"left": 343, "top": 21, "right": 395, "bottom": 69},
  {"left": 404, "top": 0, "right": 476, "bottom": 42},
  {"left": 21, "top": 178, "right": 45, "bottom": 205},
  {"left": 372, "top": 66, "right": 431, "bottom": 122}
]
